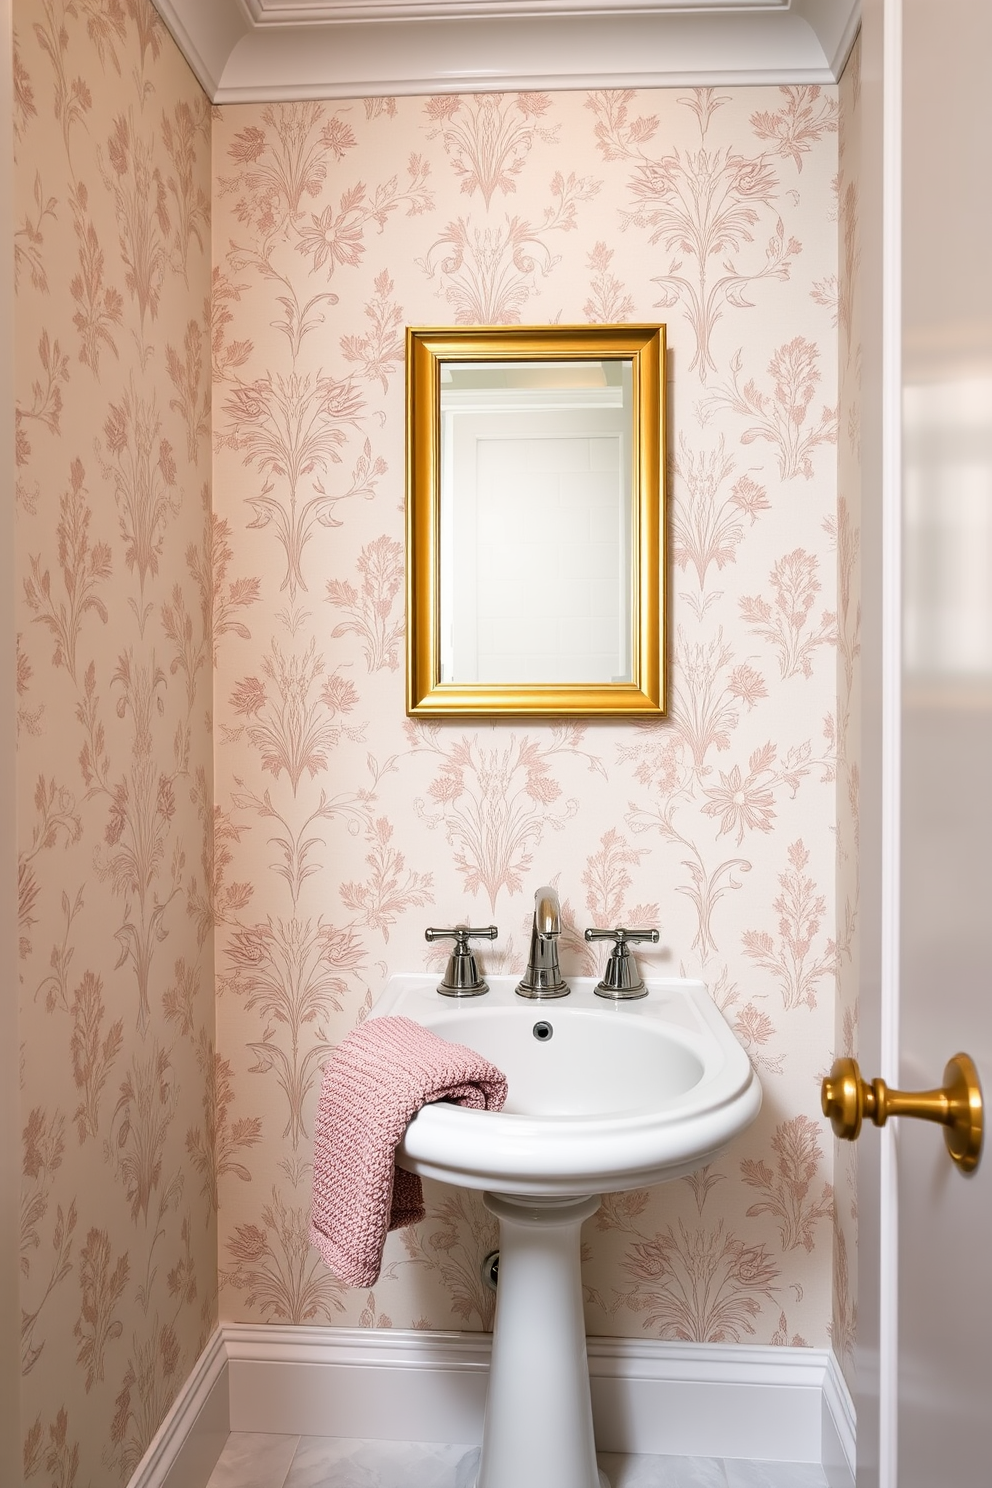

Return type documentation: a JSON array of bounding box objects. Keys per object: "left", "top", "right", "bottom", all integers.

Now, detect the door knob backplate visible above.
[{"left": 821, "top": 1053, "right": 983, "bottom": 1173}]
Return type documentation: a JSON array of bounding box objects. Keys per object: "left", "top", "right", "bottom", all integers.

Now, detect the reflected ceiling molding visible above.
[{"left": 151, "top": 0, "right": 860, "bottom": 103}]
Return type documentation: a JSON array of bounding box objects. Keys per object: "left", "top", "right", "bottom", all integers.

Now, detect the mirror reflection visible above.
[{"left": 439, "top": 359, "right": 634, "bottom": 686}]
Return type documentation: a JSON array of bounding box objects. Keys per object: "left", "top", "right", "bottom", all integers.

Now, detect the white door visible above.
[{"left": 858, "top": 0, "right": 992, "bottom": 1483}]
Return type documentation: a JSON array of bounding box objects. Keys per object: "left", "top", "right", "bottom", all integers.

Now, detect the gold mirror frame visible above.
[{"left": 406, "top": 324, "right": 666, "bottom": 717}]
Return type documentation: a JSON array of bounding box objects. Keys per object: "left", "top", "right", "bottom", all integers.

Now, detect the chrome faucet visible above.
[{"left": 515, "top": 885, "right": 570, "bottom": 999}]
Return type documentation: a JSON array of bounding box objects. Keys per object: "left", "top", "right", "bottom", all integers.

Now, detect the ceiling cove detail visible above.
[{"left": 151, "top": 0, "right": 860, "bottom": 103}]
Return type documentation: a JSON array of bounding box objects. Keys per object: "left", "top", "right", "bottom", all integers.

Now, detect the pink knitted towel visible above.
[{"left": 310, "top": 1015, "right": 507, "bottom": 1287}]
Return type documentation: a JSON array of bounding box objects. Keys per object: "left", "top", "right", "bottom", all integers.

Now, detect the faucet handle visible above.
[
  {"left": 584, "top": 926, "right": 660, "bottom": 1000},
  {"left": 425, "top": 925, "right": 498, "bottom": 997},
  {"left": 584, "top": 927, "right": 659, "bottom": 945}
]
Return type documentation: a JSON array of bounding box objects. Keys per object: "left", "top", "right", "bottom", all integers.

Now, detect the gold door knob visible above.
[{"left": 821, "top": 1053, "right": 983, "bottom": 1173}]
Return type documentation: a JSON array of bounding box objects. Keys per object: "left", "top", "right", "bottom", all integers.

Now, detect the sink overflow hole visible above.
[
  {"left": 482, "top": 1250, "right": 499, "bottom": 1291},
  {"left": 532, "top": 1020, "right": 554, "bottom": 1041}
]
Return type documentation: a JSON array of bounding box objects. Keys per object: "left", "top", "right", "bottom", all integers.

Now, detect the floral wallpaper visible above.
[
  {"left": 14, "top": 2, "right": 215, "bottom": 1483},
  {"left": 211, "top": 83, "right": 845, "bottom": 1350},
  {"left": 11, "top": 18, "right": 856, "bottom": 1469},
  {"left": 832, "top": 37, "right": 862, "bottom": 1395}
]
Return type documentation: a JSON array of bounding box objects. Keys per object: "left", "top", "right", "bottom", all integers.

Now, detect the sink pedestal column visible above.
[{"left": 478, "top": 1192, "right": 608, "bottom": 1488}]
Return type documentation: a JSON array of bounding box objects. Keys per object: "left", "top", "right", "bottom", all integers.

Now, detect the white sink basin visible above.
[
  {"left": 370, "top": 972, "right": 760, "bottom": 1488},
  {"left": 369, "top": 975, "right": 760, "bottom": 1195}
]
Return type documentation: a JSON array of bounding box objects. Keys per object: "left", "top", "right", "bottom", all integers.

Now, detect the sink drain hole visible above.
[
  {"left": 482, "top": 1250, "right": 499, "bottom": 1291},
  {"left": 533, "top": 1020, "right": 554, "bottom": 1041}
]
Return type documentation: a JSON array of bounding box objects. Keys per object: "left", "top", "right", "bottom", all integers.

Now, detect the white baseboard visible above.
[
  {"left": 127, "top": 1328, "right": 229, "bottom": 1488},
  {"left": 822, "top": 1351, "right": 858, "bottom": 1488},
  {"left": 129, "top": 1324, "right": 856, "bottom": 1488}
]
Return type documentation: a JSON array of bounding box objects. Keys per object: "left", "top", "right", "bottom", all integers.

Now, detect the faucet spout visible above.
[
  {"left": 516, "top": 885, "right": 570, "bottom": 999},
  {"left": 533, "top": 885, "right": 561, "bottom": 939}
]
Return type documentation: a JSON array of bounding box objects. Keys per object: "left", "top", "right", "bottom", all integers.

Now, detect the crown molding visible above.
[{"left": 151, "top": 0, "right": 860, "bottom": 103}]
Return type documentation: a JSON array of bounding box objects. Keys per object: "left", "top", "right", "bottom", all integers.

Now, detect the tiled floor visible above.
[{"left": 204, "top": 1433, "right": 831, "bottom": 1488}]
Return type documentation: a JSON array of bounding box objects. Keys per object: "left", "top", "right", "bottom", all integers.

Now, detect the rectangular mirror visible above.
[{"left": 406, "top": 324, "right": 666, "bottom": 716}]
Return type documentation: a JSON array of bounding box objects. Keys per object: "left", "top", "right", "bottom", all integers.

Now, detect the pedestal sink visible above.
[{"left": 369, "top": 975, "right": 761, "bottom": 1488}]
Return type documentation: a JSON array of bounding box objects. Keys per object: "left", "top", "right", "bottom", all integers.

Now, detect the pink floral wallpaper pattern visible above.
[
  {"left": 12, "top": 17, "right": 857, "bottom": 1469},
  {"left": 211, "top": 84, "right": 845, "bottom": 1347},
  {"left": 15, "top": 2, "right": 215, "bottom": 1482}
]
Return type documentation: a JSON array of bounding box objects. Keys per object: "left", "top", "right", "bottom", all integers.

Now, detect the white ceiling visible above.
[{"left": 151, "top": 0, "right": 860, "bottom": 103}]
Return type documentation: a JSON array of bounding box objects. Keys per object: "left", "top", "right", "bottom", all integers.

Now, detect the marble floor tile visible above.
[
  {"left": 203, "top": 1435, "right": 832, "bottom": 1488},
  {"left": 205, "top": 1432, "right": 301, "bottom": 1488},
  {"left": 599, "top": 1451, "right": 729, "bottom": 1486},
  {"left": 282, "top": 1437, "right": 481, "bottom": 1488},
  {"left": 723, "top": 1459, "right": 829, "bottom": 1488}
]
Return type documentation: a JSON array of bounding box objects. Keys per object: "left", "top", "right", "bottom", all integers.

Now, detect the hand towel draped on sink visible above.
[{"left": 310, "top": 1014, "right": 508, "bottom": 1286}]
